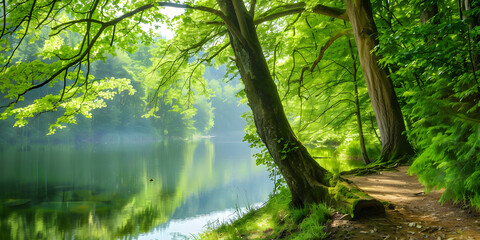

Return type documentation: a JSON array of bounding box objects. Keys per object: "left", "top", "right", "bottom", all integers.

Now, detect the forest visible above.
[{"left": 0, "top": 0, "right": 479, "bottom": 239}]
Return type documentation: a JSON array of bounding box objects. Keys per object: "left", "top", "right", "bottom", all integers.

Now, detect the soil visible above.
[{"left": 327, "top": 166, "right": 480, "bottom": 240}]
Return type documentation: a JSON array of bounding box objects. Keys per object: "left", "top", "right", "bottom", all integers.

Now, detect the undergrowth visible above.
[
  {"left": 197, "top": 190, "right": 331, "bottom": 240},
  {"left": 374, "top": 0, "right": 480, "bottom": 209}
]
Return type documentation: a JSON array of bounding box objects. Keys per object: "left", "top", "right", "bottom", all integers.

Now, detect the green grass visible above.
[{"left": 197, "top": 190, "right": 331, "bottom": 240}]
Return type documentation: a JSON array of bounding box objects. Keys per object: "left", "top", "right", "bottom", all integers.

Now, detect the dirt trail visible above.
[{"left": 328, "top": 166, "right": 480, "bottom": 240}]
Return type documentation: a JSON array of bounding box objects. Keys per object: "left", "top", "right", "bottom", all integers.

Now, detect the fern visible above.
[{"left": 377, "top": 3, "right": 480, "bottom": 208}]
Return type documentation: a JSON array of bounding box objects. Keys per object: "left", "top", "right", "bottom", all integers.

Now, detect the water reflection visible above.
[
  {"left": 0, "top": 139, "right": 273, "bottom": 239},
  {"left": 308, "top": 146, "right": 365, "bottom": 173}
]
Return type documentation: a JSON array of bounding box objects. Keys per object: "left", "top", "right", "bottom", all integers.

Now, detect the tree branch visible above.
[
  {"left": 299, "top": 98, "right": 353, "bottom": 132},
  {"left": 157, "top": 1, "right": 244, "bottom": 40},
  {"left": 231, "top": 0, "right": 251, "bottom": 41},
  {"left": 249, "top": 0, "right": 256, "bottom": 16},
  {"left": 107, "top": 3, "right": 156, "bottom": 26},
  {"left": 52, "top": 19, "right": 105, "bottom": 31},
  {"left": 36, "top": 0, "right": 59, "bottom": 29},
  {"left": 1, "top": 0, "right": 37, "bottom": 72},
  {"left": 311, "top": 29, "right": 353, "bottom": 72},
  {"left": 254, "top": 3, "right": 304, "bottom": 24},
  {"left": 204, "top": 42, "right": 230, "bottom": 62},
  {"left": 312, "top": 4, "right": 348, "bottom": 20},
  {"left": 255, "top": 7, "right": 305, "bottom": 25},
  {"left": 2, "top": 1, "right": 246, "bottom": 110},
  {"left": 1, "top": 24, "right": 108, "bottom": 110},
  {"left": 206, "top": 2, "right": 347, "bottom": 27},
  {"left": 1, "top": 0, "right": 6, "bottom": 38}
]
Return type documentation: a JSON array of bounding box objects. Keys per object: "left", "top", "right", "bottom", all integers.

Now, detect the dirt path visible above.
[{"left": 328, "top": 166, "right": 480, "bottom": 240}]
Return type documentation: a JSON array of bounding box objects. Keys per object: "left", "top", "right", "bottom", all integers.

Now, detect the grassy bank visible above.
[{"left": 197, "top": 190, "right": 331, "bottom": 239}]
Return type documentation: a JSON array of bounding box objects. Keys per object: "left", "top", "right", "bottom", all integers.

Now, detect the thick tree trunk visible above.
[
  {"left": 345, "top": 0, "right": 414, "bottom": 161},
  {"left": 211, "top": 0, "right": 385, "bottom": 216},
  {"left": 216, "top": 0, "right": 330, "bottom": 206}
]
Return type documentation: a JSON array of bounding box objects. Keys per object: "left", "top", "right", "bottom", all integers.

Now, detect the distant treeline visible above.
[{"left": 0, "top": 42, "right": 247, "bottom": 144}]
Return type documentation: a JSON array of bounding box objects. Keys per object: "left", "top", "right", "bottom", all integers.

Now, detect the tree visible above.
[
  {"left": 316, "top": 0, "right": 414, "bottom": 161},
  {"left": 245, "top": 0, "right": 414, "bottom": 162},
  {"left": 347, "top": 0, "right": 414, "bottom": 161},
  {"left": 214, "top": 0, "right": 332, "bottom": 206},
  {"left": 0, "top": 0, "right": 331, "bottom": 206},
  {"left": 0, "top": 0, "right": 390, "bottom": 211}
]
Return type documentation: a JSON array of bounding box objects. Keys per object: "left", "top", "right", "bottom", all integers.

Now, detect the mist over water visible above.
[
  {"left": 0, "top": 137, "right": 273, "bottom": 239},
  {"left": 0, "top": 62, "right": 272, "bottom": 239}
]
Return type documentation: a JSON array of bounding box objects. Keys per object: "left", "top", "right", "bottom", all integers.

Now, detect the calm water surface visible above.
[{"left": 0, "top": 138, "right": 273, "bottom": 239}]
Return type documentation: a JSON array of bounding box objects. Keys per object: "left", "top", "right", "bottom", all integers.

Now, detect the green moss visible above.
[
  {"left": 329, "top": 179, "right": 364, "bottom": 201},
  {"left": 327, "top": 178, "right": 385, "bottom": 219},
  {"left": 198, "top": 190, "right": 331, "bottom": 240}
]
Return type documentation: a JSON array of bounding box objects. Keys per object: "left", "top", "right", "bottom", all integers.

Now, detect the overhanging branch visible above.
[
  {"left": 312, "top": 4, "right": 348, "bottom": 20},
  {"left": 157, "top": 1, "right": 246, "bottom": 45},
  {"left": 254, "top": 6, "right": 305, "bottom": 25},
  {"left": 311, "top": 29, "right": 353, "bottom": 72},
  {"left": 206, "top": 2, "right": 348, "bottom": 27},
  {"left": 249, "top": 0, "right": 256, "bottom": 16}
]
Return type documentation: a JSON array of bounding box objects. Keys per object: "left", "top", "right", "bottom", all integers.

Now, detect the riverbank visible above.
[{"left": 198, "top": 189, "right": 331, "bottom": 239}]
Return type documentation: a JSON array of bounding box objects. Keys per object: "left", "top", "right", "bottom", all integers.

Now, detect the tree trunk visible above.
[
  {"left": 345, "top": 0, "right": 414, "bottom": 161},
  {"left": 354, "top": 79, "right": 370, "bottom": 165},
  {"left": 216, "top": 0, "right": 330, "bottom": 206},
  {"left": 420, "top": 0, "right": 438, "bottom": 24},
  {"left": 348, "top": 38, "right": 370, "bottom": 165},
  {"left": 462, "top": 0, "right": 480, "bottom": 72},
  {"left": 462, "top": 0, "right": 480, "bottom": 27}
]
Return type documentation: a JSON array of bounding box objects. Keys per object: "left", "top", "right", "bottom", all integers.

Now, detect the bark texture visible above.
[
  {"left": 345, "top": 0, "right": 414, "bottom": 161},
  {"left": 216, "top": 0, "right": 331, "bottom": 206}
]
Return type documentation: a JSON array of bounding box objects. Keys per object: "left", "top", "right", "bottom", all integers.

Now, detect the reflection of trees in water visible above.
[
  {"left": 307, "top": 146, "right": 366, "bottom": 174},
  {"left": 0, "top": 140, "right": 267, "bottom": 239}
]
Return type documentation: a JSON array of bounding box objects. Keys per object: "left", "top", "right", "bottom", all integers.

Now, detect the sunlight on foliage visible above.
[{"left": 374, "top": 0, "right": 480, "bottom": 208}]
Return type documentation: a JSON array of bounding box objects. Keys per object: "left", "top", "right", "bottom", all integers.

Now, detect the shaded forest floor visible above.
[{"left": 329, "top": 166, "right": 480, "bottom": 240}]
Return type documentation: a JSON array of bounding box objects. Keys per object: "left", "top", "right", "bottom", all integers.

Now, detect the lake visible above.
[{"left": 0, "top": 138, "right": 273, "bottom": 239}]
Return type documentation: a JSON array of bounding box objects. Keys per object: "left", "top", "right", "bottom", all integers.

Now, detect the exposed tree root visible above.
[{"left": 340, "top": 158, "right": 406, "bottom": 176}]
